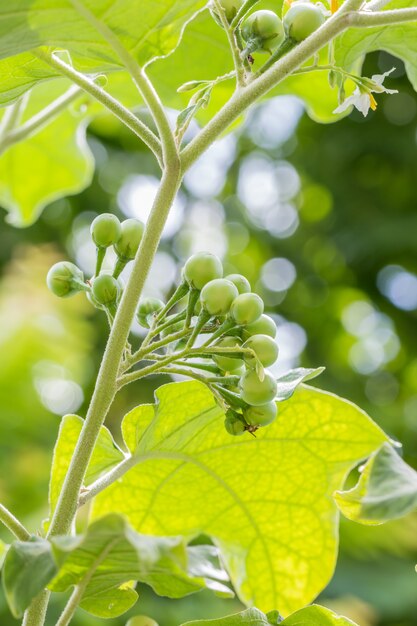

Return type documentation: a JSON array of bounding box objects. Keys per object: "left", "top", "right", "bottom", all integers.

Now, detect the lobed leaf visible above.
[
  {"left": 92, "top": 380, "right": 387, "bottom": 615},
  {"left": 335, "top": 442, "right": 417, "bottom": 525}
]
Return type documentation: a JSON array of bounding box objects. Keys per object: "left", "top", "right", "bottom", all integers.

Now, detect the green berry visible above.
[
  {"left": 243, "top": 314, "right": 277, "bottom": 339},
  {"left": 225, "top": 273, "right": 251, "bottom": 294},
  {"left": 114, "top": 218, "right": 144, "bottom": 261},
  {"left": 230, "top": 293, "right": 264, "bottom": 326},
  {"left": 211, "top": 0, "right": 245, "bottom": 25},
  {"left": 242, "top": 10, "right": 285, "bottom": 54},
  {"left": 244, "top": 402, "right": 277, "bottom": 427},
  {"left": 213, "top": 336, "right": 243, "bottom": 372},
  {"left": 91, "top": 274, "right": 121, "bottom": 307},
  {"left": 224, "top": 416, "right": 246, "bottom": 436},
  {"left": 283, "top": 2, "right": 325, "bottom": 42},
  {"left": 126, "top": 617, "right": 159, "bottom": 626},
  {"left": 46, "top": 262, "right": 86, "bottom": 298},
  {"left": 239, "top": 369, "right": 277, "bottom": 406},
  {"left": 137, "top": 297, "right": 164, "bottom": 328},
  {"left": 183, "top": 252, "right": 223, "bottom": 290},
  {"left": 243, "top": 334, "right": 279, "bottom": 368},
  {"left": 90, "top": 213, "right": 121, "bottom": 248},
  {"left": 201, "top": 279, "right": 239, "bottom": 316}
]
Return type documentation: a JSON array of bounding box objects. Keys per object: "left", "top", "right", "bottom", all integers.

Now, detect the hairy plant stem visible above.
[
  {"left": 33, "top": 49, "right": 162, "bottom": 165},
  {"left": 0, "top": 503, "right": 30, "bottom": 540}
]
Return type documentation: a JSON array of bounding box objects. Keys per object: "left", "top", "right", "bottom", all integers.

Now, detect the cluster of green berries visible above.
[
  {"left": 212, "top": 0, "right": 326, "bottom": 58},
  {"left": 46, "top": 213, "right": 144, "bottom": 317},
  {"left": 136, "top": 252, "right": 280, "bottom": 436}
]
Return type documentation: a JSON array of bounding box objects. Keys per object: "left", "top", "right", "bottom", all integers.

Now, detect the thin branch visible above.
[
  {"left": 213, "top": 0, "right": 246, "bottom": 87},
  {"left": 0, "top": 503, "right": 31, "bottom": 541},
  {"left": 68, "top": 0, "right": 177, "bottom": 163},
  {"left": 33, "top": 49, "right": 163, "bottom": 166},
  {"left": 0, "top": 86, "right": 82, "bottom": 155}
]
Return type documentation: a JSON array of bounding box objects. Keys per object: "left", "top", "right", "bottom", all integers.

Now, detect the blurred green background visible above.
[{"left": 0, "top": 49, "right": 417, "bottom": 626}]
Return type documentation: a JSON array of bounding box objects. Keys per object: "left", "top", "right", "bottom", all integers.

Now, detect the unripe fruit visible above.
[
  {"left": 243, "top": 334, "right": 279, "bottom": 368},
  {"left": 201, "top": 279, "right": 239, "bottom": 316},
  {"left": 114, "top": 218, "right": 144, "bottom": 260},
  {"left": 224, "top": 416, "right": 246, "bottom": 436},
  {"left": 91, "top": 274, "right": 121, "bottom": 307},
  {"left": 283, "top": 2, "right": 325, "bottom": 42},
  {"left": 239, "top": 369, "right": 277, "bottom": 406},
  {"left": 243, "top": 314, "right": 277, "bottom": 339},
  {"left": 137, "top": 297, "right": 164, "bottom": 328},
  {"left": 46, "top": 262, "right": 86, "bottom": 298},
  {"left": 242, "top": 10, "right": 285, "bottom": 54},
  {"left": 213, "top": 336, "right": 243, "bottom": 372},
  {"left": 230, "top": 293, "right": 264, "bottom": 326},
  {"left": 225, "top": 273, "right": 251, "bottom": 294},
  {"left": 90, "top": 213, "right": 121, "bottom": 248},
  {"left": 212, "top": 0, "right": 245, "bottom": 24},
  {"left": 126, "top": 617, "right": 159, "bottom": 626},
  {"left": 244, "top": 401, "right": 277, "bottom": 427},
  {"left": 183, "top": 252, "right": 223, "bottom": 290}
]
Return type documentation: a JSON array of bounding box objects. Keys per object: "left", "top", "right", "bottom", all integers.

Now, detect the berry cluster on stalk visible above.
[
  {"left": 47, "top": 213, "right": 144, "bottom": 322},
  {"left": 212, "top": 0, "right": 326, "bottom": 66},
  {"left": 136, "top": 252, "right": 281, "bottom": 436},
  {"left": 46, "top": 216, "right": 281, "bottom": 437}
]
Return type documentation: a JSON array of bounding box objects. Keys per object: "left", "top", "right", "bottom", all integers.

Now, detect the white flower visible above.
[{"left": 333, "top": 68, "right": 398, "bottom": 117}]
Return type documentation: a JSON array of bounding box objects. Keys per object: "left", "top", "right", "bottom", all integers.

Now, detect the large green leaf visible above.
[
  {"left": 49, "top": 514, "right": 231, "bottom": 618},
  {"left": 335, "top": 443, "right": 417, "bottom": 525},
  {"left": 0, "top": 1, "right": 206, "bottom": 69},
  {"left": 2, "top": 537, "right": 57, "bottom": 618},
  {"left": 92, "top": 380, "right": 387, "bottom": 615},
  {"left": 180, "top": 605, "right": 358, "bottom": 626},
  {"left": 335, "top": 0, "right": 417, "bottom": 90},
  {"left": 0, "top": 79, "right": 94, "bottom": 226},
  {"left": 48, "top": 413, "right": 124, "bottom": 520}
]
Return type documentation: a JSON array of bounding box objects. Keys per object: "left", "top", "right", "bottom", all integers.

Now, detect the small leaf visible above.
[
  {"left": 2, "top": 537, "right": 57, "bottom": 618},
  {"left": 281, "top": 604, "right": 358, "bottom": 625},
  {"left": 177, "top": 80, "right": 211, "bottom": 93},
  {"left": 335, "top": 443, "right": 417, "bottom": 525},
  {"left": 276, "top": 367, "right": 325, "bottom": 401}
]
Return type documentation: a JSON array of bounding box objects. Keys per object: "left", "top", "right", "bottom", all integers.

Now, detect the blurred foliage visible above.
[{"left": 0, "top": 50, "right": 417, "bottom": 626}]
